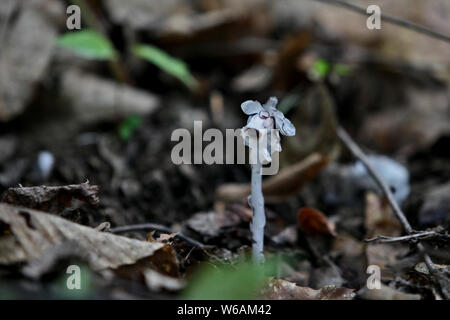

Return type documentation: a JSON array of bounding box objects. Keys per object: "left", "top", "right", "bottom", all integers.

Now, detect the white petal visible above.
[
  {"left": 280, "top": 117, "right": 296, "bottom": 136},
  {"left": 270, "top": 130, "right": 282, "bottom": 153},
  {"left": 264, "top": 97, "right": 278, "bottom": 110},
  {"left": 243, "top": 114, "right": 266, "bottom": 131},
  {"left": 241, "top": 100, "right": 263, "bottom": 115},
  {"left": 274, "top": 111, "right": 296, "bottom": 136}
]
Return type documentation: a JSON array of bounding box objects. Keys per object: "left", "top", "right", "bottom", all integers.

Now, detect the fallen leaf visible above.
[
  {"left": 419, "top": 183, "right": 450, "bottom": 226},
  {"left": 157, "top": 232, "right": 179, "bottom": 242},
  {"left": 272, "top": 225, "right": 297, "bottom": 246},
  {"left": 231, "top": 65, "right": 272, "bottom": 92},
  {"left": 143, "top": 269, "right": 184, "bottom": 291},
  {"left": 365, "top": 192, "right": 402, "bottom": 239},
  {"left": 262, "top": 279, "right": 354, "bottom": 300},
  {"left": 309, "top": 264, "right": 345, "bottom": 289},
  {"left": 364, "top": 193, "right": 408, "bottom": 279},
  {"left": 358, "top": 283, "right": 421, "bottom": 300},
  {"left": 282, "top": 85, "right": 340, "bottom": 162},
  {"left": 414, "top": 262, "right": 450, "bottom": 275},
  {"left": 0, "top": 1, "right": 61, "bottom": 120},
  {"left": 113, "top": 245, "right": 182, "bottom": 292},
  {"left": 186, "top": 210, "right": 243, "bottom": 238},
  {"left": 331, "top": 233, "right": 367, "bottom": 287},
  {"left": 215, "top": 153, "right": 329, "bottom": 202},
  {"left": 0, "top": 203, "right": 167, "bottom": 271},
  {"left": 298, "top": 207, "right": 336, "bottom": 237},
  {"left": 2, "top": 182, "right": 99, "bottom": 214}
]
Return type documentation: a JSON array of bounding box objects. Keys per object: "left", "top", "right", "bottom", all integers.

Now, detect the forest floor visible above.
[{"left": 0, "top": 0, "right": 449, "bottom": 300}]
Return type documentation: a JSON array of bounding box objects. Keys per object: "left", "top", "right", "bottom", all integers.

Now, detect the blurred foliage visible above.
[
  {"left": 119, "top": 115, "right": 142, "bottom": 141},
  {"left": 333, "top": 63, "right": 352, "bottom": 76},
  {"left": 182, "top": 258, "right": 279, "bottom": 300},
  {"left": 132, "top": 44, "right": 198, "bottom": 90},
  {"left": 310, "top": 59, "right": 353, "bottom": 80},
  {"left": 56, "top": 30, "right": 117, "bottom": 60},
  {"left": 312, "top": 59, "right": 331, "bottom": 79},
  {"left": 278, "top": 93, "right": 302, "bottom": 114}
]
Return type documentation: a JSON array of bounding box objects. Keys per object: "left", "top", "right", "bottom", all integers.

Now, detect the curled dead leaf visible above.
[{"left": 298, "top": 207, "right": 336, "bottom": 236}]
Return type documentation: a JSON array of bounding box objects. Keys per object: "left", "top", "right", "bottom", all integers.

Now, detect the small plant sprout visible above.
[{"left": 240, "top": 97, "right": 296, "bottom": 263}]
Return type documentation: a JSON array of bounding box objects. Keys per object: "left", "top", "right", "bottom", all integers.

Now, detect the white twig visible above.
[{"left": 365, "top": 230, "right": 449, "bottom": 243}]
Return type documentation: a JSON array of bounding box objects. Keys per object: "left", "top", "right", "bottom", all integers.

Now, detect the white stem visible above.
[{"left": 250, "top": 163, "right": 265, "bottom": 263}]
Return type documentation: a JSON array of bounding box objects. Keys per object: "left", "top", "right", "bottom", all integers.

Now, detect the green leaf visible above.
[
  {"left": 133, "top": 44, "right": 198, "bottom": 90},
  {"left": 312, "top": 58, "right": 331, "bottom": 78},
  {"left": 56, "top": 30, "right": 117, "bottom": 60},
  {"left": 333, "top": 63, "right": 353, "bottom": 76},
  {"left": 119, "top": 115, "right": 142, "bottom": 141},
  {"left": 182, "top": 259, "right": 278, "bottom": 300}
]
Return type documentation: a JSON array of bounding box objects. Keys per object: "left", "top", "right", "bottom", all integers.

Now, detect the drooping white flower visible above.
[{"left": 241, "top": 97, "right": 295, "bottom": 164}]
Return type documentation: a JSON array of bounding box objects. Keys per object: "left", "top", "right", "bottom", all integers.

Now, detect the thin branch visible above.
[
  {"left": 365, "top": 231, "right": 449, "bottom": 244},
  {"left": 337, "top": 127, "right": 412, "bottom": 232},
  {"left": 110, "top": 223, "right": 205, "bottom": 248},
  {"left": 307, "top": 0, "right": 450, "bottom": 44},
  {"left": 337, "top": 126, "right": 450, "bottom": 299}
]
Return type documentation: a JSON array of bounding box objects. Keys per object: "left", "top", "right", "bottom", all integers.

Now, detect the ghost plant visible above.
[{"left": 240, "top": 97, "right": 295, "bottom": 263}]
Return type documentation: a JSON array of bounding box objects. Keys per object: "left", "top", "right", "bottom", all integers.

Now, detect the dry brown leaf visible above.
[
  {"left": 262, "top": 279, "right": 354, "bottom": 300},
  {"left": 186, "top": 209, "right": 244, "bottom": 238},
  {"left": 0, "top": 0, "right": 61, "bottom": 120},
  {"left": 0, "top": 203, "right": 167, "bottom": 271},
  {"left": 364, "top": 193, "right": 408, "bottom": 279},
  {"left": 158, "top": 232, "right": 179, "bottom": 242},
  {"left": 365, "top": 192, "right": 402, "bottom": 239},
  {"left": 358, "top": 284, "right": 420, "bottom": 300},
  {"left": 298, "top": 207, "right": 336, "bottom": 237},
  {"left": 414, "top": 262, "right": 450, "bottom": 275},
  {"left": 114, "top": 245, "right": 183, "bottom": 292},
  {"left": 2, "top": 182, "right": 99, "bottom": 214},
  {"left": 215, "top": 153, "right": 329, "bottom": 202},
  {"left": 143, "top": 269, "right": 184, "bottom": 291}
]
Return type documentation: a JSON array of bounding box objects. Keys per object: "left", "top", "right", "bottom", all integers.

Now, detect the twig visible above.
[
  {"left": 109, "top": 223, "right": 205, "bottom": 248},
  {"left": 365, "top": 231, "right": 449, "bottom": 244},
  {"left": 337, "top": 127, "right": 412, "bottom": 232},
  {"left": 337, "top": 126, "right": 450, "bottom": 299},
  {"left": 307, "top": 0, "right": 450, "bottom": 44}
]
